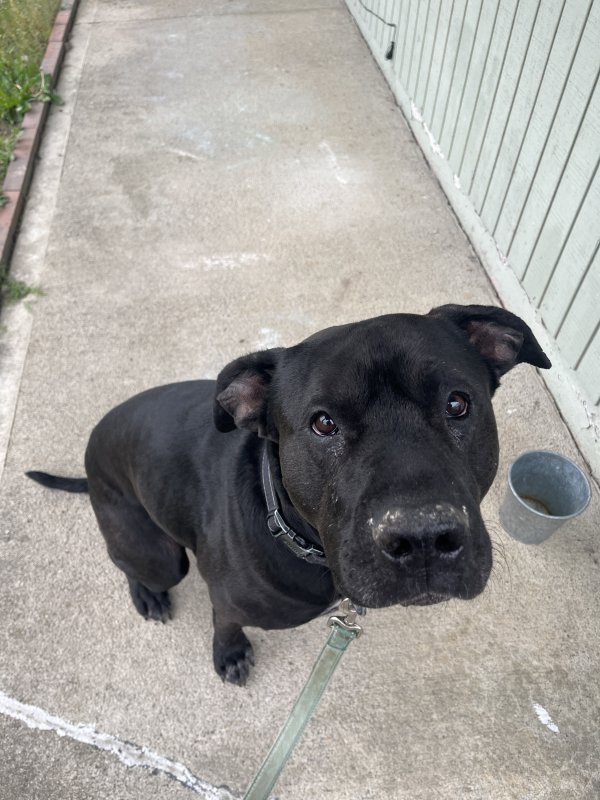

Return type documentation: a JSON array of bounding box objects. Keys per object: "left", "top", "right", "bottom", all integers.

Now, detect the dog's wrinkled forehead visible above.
[
  {"left": 278, "top": 314, "right": 487, "bottom": 407},
  {"left": 214, "top": 304, "right": 549, "bottom": 439}
]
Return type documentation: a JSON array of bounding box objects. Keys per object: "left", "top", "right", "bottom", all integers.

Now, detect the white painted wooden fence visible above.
[{"left": 346, "top": 0, "right": 600, "bottom": 477}]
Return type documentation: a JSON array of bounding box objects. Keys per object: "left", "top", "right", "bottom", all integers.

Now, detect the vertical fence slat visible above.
[
  {"left": 437, "top": 0, "right": 484, "bottom": 157},
  {"left": 403, "top": 0, "right": 421, "bottom": 91},
  {"left": 508, "top": 5, "right": 599, "bottom": 281},
  {"left": 574, "top": 323, "right": 600, "bottom": 405},
  {"left": 524, "top": 81, "right": 600, "bottom": 316},
  {"left": 421, "top": 0, "right": 455, "bottom": 122},
  {"left": 539, "top": 157, "right": 600, "bottom": 336},
  {"left": 430, "top": 0, "right": 469, "bottom": 143},
  {"left": 486, "top": 2, "right": 565, "bottom": 238},
  {"left": 474, "top": 1, "right": 543, "bottom": 221},
  {"left": 494, "top": 1, "right": 595, "bottom": 267},
  {"left": 458, "top": 0, "right": 519, "bottom": 193},
  {"left": 556, "top": 247, "right": 600, "bottom": 373},
  {"left": 447, "top": 0, "right": 499, "bottom": 172},
  {"left": 406, "top": 0, "right": 428, "bottom": 98},
  {"left": 413, "top": 0, "right": 442, "bottom": 109},
  {"left": 396, "top": 0, "right": 412, "bottom": 76},
  {"left": 427, "top": 0, "right": 460, "bottom": 131}
]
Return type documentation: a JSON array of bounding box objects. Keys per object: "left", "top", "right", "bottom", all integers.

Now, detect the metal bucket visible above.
[{"left": 499, "top": 450, "right": 591, "bottom": 544}]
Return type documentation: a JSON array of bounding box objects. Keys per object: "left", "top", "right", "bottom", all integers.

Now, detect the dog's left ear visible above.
[
  {"left": 213, "top": 348, "right": 284, "bottom": 439},
  {"left": 428, "top": 304, "right": 551, "bottom": 384}
]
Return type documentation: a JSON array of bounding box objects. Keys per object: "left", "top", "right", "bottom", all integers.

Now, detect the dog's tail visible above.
[{"left": 26, "top": 471, "right": 89, "bottom": 493}]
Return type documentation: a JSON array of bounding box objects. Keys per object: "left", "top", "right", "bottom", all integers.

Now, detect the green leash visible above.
[{"left": 243, "top": 599, "right": 364, "bottom": 800}]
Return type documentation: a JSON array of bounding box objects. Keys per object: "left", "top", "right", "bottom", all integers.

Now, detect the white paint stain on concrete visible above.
[
  {"left": 179, "top": 128, "right": 214, "bottom": 155},
  {"left": 240, "top": 133, "right": 272, "bottom": 150},
  {"left": 225, "top": 158, "right": 257, "bottom": 171},
  {"left": 168, "top": 148, "right": 203, "bottom": 162},
  {"left": 0, "top": 690, "right": 238, "bottom": 799},
  {"left": 253, "top": 132, "right": 272, "bottom": 144},
  {"left": 202, "top": 253, "right": 263, "bottom": 271},
  {"left": 410, "top": 101, "right": 444, "bottom": 159},
  {"left": 254, "top": 328, "right": 281, "bottom": 349},
  {"left": 533, "top": 703, "right": 560, "bottom": 734},
  {"left": 318, "top": 141, "right": 349, "bottom": 184}
]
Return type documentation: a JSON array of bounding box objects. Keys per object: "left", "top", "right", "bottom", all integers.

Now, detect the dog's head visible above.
[{"left": 213, "top": 305, "right": 550, "bottom": 608}]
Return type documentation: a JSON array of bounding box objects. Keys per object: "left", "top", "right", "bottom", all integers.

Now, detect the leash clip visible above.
[{"left": 328, "top": 598, "right": 365, "bottom": 637}]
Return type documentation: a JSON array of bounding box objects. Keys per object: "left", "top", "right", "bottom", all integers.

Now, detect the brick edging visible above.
[{"left": 0, "top": 0, "right": 80, "bottom": 268}]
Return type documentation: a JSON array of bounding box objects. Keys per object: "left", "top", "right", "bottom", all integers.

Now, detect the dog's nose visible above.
[
  {"left": 370, "top": 505, "right": 467, "bottom": 564},
  {"left": 379, "top": 525, "right": 464, "bottom": 563}
]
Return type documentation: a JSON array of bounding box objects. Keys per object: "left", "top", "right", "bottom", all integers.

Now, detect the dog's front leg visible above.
[{"left": 212, "top": 609, "right": 255, "bottom": 687}]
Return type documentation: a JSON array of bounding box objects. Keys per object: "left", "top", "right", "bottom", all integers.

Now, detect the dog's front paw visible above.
[
  {"left": 127, "top": 579, "right": 172, "bottom": 623},
  {"left": 214, "top": 636, "right": 255, "bottom": 687}
]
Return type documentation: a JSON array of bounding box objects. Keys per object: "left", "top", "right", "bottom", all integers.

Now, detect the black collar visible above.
[{"left": 261, "top": 446, "right": 327, "bottom": 566}]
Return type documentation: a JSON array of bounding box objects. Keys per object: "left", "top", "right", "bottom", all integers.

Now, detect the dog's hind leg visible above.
[{"left": 89, "top": 485, "right": 189, "bottom": 623}]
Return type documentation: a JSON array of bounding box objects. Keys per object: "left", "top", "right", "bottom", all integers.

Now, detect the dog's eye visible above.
[
  {"left": 446, "top": 392, "right": 469, "bottom": 418},
  {"left": 311, "top": 412, "right": 339, "bottom": 436}
]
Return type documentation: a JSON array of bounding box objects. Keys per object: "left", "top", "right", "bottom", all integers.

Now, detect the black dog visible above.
[{"left": 27, "top": 304, "right": 550, "bottom": 685}]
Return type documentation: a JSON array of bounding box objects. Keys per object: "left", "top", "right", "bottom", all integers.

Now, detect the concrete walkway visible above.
[{"left": 1, "top": 1, "right": 598, "bottom": 798}]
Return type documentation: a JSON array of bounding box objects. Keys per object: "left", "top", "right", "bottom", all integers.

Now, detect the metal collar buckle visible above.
[{"left": 267, "top": 509, "right": 290, "bottom": 537}]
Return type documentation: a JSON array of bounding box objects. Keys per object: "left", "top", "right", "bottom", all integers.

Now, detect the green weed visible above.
[
  {"left": 0, "top": 265, "right": 43, "bottom": 303},
  {"left": 0, "top": 0, "right": 61, "bottom": 182},
  {"left": 0, "top": 57, "right": 60, "bottom": 124}
]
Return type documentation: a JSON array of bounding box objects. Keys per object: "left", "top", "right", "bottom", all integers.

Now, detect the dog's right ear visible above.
[{"left": 213, "top": 348, "right": 284, "bottom": 438}]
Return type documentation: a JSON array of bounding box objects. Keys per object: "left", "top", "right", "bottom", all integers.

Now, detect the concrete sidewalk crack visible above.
[{"left": 0, "top": 690, "right": 239, "bottom": 799}]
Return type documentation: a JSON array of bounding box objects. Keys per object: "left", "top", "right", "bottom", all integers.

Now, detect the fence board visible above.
[
  {"left": 437, "top": 0, "right": 484, "bottom": 157},
  {"left": 429, "top": 0, "right": 469, "bottom": 140},
  {"left": 575, "top": 327, "right": 600, "bottom": 406},
  {"left": 556, "top": 247, "right": 600, "bottom": 370},
  {"left": 398, "top": 0, "right": 418, "bottom": 88},
  {"left": 497, "top": 1, "right": 596, "bottom": 272},
  {"left": 421, "top": 0, "right": 457, "bottom": 123},
  {"left": 470, "top": 1, "right": 540, "bottom": 217},
  {"left": 492, "top": 3, "right": 591, "bottom": 255},
  {"left": 459, "top": 0, "right": 519, "bottom": 192},
  {"left": 481, "top": 2, "right": 565, "bottom": 237},
  {"left": 538, "top": 175, "right": 600, "bottom": 340},
  {"left": 525, "top": 82, "right": 600, "bottom": 317},
  {"left": 412, "top": 0, "right": 443, "bottom": 109},
  {"left": 405, "top": 0, "right": 430, "bottom": 99},
  {"left": 447, "top": 0, "right": 499, "bottom": 170}
]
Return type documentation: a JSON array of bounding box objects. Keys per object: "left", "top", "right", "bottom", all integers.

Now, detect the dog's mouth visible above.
[
  {"left": 342, "top": 587, "right": 454, "bottom": 609},
  {"left": 398, "top": 592, "right": 452, "bottom": 607},
  {"left": 329, "top": 555, "right": 491, "bottom": 610}
]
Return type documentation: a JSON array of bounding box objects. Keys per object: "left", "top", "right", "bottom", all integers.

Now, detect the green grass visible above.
[
  {"left": 0, "top": 0, "right": 60, "bottom": 302},
  {"left": 0, "top": 0, "right": 62, "bottom": 184},
  {"left": 0, "top": 265, "right": 42, "bottom": 302}
]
